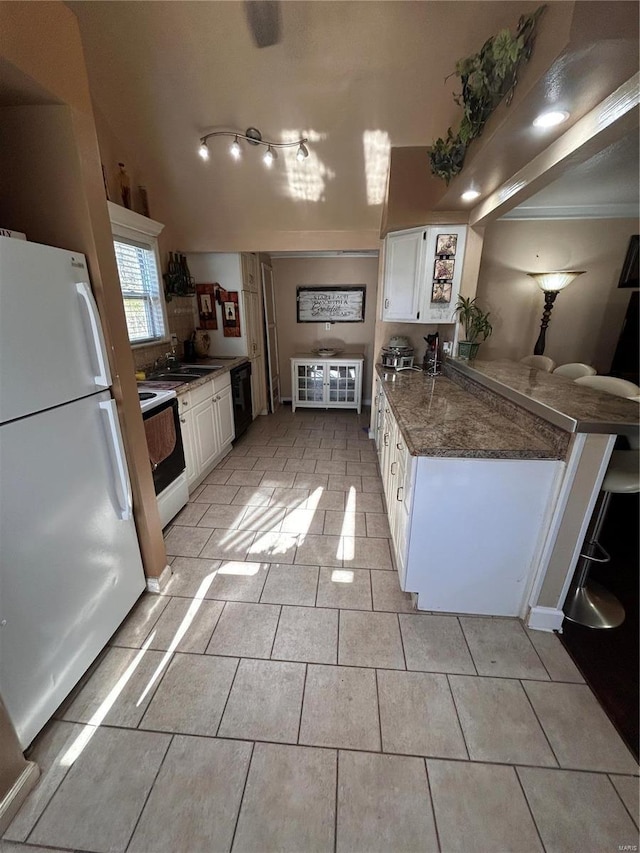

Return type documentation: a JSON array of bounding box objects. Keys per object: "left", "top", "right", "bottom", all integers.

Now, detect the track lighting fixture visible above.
[
  {"left": 230, "top": 136, "right": 241, "bottom": 159},
  {"left": 197, "top": 127, "right": 309, "bottom": 166}
]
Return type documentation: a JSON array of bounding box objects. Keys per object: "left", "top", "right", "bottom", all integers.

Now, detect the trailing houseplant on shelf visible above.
[
  {"left": 453, "top": 296, "right": 493, "bottom": 360},
  {"left": 428, "top": 5, "right": 546, "bottom": 184}
]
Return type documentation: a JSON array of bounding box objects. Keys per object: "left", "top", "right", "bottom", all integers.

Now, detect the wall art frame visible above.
[{"left": 296, "top": 286, "right": 366, "bottom": 323}]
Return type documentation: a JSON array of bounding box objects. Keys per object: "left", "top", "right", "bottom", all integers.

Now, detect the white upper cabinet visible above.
[
  {"left": 381, "top": 227, "right": 424, "bottom": 322},
  {"left": 382, "top": 225, "right": 467, "bottom": 324}
]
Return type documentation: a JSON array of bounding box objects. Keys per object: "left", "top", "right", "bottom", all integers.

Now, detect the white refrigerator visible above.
[{"left": 0, "top": 236, "right": 145, "bottom": 749}]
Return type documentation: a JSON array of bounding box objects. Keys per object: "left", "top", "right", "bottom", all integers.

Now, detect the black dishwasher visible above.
[{"left": 230, "top": 362, "right": 253, "bottom": 440}]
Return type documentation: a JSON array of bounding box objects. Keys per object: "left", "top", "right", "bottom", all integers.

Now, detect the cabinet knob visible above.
[
  {"left": 391, "top": 462, "right": 397, "bottom": 476},
  {"left": 397, "top": 486, "right": 404, "bottom": 502},
  {"left": 180, "top": 417, "right": 186, "bottom": 424},
  {"left": 383, "top": 434, "right": 389, "bottom": 447},
  {"left": 384, "top": 298, "right": 389, "bottom": 309}
]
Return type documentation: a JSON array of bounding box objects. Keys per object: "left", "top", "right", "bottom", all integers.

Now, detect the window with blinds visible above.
[{"left": 113, "top": 237, "right": 167, "bottom": 344}]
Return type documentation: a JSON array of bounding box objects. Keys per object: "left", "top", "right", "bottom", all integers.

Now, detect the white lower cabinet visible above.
[
  {"left": 179, "top": 406, "right": 198, "bottom": 490},
  {"left": 217, "top": 383, "right": 235, "bottom": 447},
  {"left": 178, "top": 372, "right": 235, "bottom": 490},
  {"left": 376, "top": 384, "right": 562, "bottom": 616},
  {"left": 291, "top": 355, "right": 364, "bottom": 413},
  {"left": 192, "top": 396, "right": 218, "bottom": 474}
]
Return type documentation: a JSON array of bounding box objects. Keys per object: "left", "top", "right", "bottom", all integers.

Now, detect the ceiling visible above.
[
  {"left": 68, "top": 0, "right": 561, "bottom": 251},
  {"left": 502, "top": 129, "right": 640, "bottom": 219}
]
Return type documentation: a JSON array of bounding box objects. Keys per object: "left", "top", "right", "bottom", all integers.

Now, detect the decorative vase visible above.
[
  {"left": 457, "top": 341, "right": 480, "bottom": 360},
  {"left": 193, "top": 329, "right": 210, "bottom": 358}
]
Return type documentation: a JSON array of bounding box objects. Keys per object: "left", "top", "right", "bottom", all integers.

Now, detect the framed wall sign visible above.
[{"left": 296, "top": 286, "right": 366, "bottom": 323}]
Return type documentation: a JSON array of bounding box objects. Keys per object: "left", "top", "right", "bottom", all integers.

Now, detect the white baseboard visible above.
[
  {"left": 0, "top": 761, "right": 39, "bottom": 835},
  {"left": 527, "top": 605, "right": 565, "bottom": 633},
  {"left": 146, "top": 563, "right": 172, "bottom": 594}
]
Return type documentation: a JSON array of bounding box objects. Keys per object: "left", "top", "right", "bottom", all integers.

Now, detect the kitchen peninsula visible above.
[{"left": 373, "top": 358, "right": 639, "bottom": 630}]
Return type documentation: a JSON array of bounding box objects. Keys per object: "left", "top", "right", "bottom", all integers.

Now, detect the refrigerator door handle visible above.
[
  {"left": 76, "top": 281, "right": 111, "bottom": 388},
  {"left": 99, "top": 399, "right": 133, "bottom": 521}
]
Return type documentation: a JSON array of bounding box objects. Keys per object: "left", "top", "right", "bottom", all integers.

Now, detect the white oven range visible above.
[{"left": 138, "top": 385, "right": 189, "bottom": 527}]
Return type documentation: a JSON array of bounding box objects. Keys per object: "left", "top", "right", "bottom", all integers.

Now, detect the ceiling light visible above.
[
  {"left": 197, "top": 126, "right": 308, "bottom": 166},
  {"left": 533, "top": 110, "right": 569, "bottom": 128},
  {"left": 461, "top": 189, "right": 480, "bottom": 201}
]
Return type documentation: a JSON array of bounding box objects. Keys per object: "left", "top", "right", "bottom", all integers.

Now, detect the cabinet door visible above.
[
  {"left": 215, "top": 383, "right": 235, "bottom": 447},
  {"left": 326, "top": 362, "right": 358, "bottom": 405},
  {"left": 380, "top": 405, "right": 394, "bottom": 503},
  {"left": 241, "top": 252, "right": 259, "bottom": 292},
  {"left": 192, "top": 396, "right": 219, "bottom": 473},
  {"left": 294, "top": 361, "right": 325, "bottom": 404},
  {"left": 243, "top": 290, "right": 257, "bottom": 357},
  {"left": 179, "top": 407, "right": 198, "bottom": 489},
  {"left": 374, "top": 379, "right": 383, "bottom": 453},
  {"left": 251, "top": 354, "right": 267, "bottom": 418},
  {"left": 419, "top": 225, "right": 467, "bottom": 324},
  {"left": 382, "top": 229, "right": 425, "bottom": 322}
]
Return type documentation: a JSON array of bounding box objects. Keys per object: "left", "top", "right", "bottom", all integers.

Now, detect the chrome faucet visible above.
[{"left": 153, "top": 350, "right": 180, "bottom": 372}]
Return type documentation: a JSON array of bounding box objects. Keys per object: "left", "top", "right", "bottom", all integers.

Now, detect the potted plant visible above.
[{"left": 453, "top": 296, "right": 493, "bottom": 360}]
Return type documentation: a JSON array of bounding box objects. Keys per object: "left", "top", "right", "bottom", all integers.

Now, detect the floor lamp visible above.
[{"left": 527, "top": 271, "right": 585, "bottom": 355}]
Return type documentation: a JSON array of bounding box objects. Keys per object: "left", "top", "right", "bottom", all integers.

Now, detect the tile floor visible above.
[{"left": 4, "top": 406, "right": 639, "bottom": 853}]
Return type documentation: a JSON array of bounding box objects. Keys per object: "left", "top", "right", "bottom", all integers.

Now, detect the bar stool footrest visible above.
[{"left": 578, "top": 539, "right": 611, "bottom": 564}]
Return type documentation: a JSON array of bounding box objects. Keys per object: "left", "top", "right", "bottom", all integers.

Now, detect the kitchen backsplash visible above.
[{"left": 132, "top": 295, "right": 197, "bottom": 372}]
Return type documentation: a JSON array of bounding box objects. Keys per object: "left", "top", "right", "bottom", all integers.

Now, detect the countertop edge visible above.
[{"left": 448, "top": 358, "right": 639, "bottom": 436}]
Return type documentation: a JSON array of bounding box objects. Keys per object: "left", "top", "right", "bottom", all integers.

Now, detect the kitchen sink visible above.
[
  {"left": 179, "top": 365, "right": 225, "bottom": 374},
  {"left": 145, "top": 371, "right": 203, "bottom": 383},
  {"left": 144, "top": 365, "right": 226, "bottom": 383}
]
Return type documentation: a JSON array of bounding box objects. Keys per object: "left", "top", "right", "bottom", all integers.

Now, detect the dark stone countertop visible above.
[
  {"left": 376, "top": 365, "right": 564, "bottom": 460},
  {"left": 448, "top": 358, "right": 640, "bottom": 436}
]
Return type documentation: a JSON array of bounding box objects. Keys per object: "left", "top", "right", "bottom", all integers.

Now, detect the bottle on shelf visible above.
[
  {"left": 118, "top": 163, "right": 131, "bottom": 209},
  {"left": 138, "top": 185, "right": 150, "bottom": 217}
]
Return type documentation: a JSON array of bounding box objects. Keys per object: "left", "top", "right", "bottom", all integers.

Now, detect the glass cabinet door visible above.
[
  {"left": 296, "top": 363, "right": 325, "bottom": 402},
  {"left": 327, "top": 363, "right": 357, "bottom": 403}
]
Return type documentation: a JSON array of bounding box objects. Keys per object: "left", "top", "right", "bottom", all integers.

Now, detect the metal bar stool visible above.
[
  {"left": 553, "top": 363, "right": 597, "bottom": 379},
  {"left": 564, "top": 375, "right": 640, "bottom": 628},
  {"left": 564, "top": 449, "right": 639, "bottom": 628}
]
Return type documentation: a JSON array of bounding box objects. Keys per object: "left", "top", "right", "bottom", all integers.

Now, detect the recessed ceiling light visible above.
[
  {"left": 533, "top": 110, "right": 569, "bottom": 128},
  {"left": 461, "top": 189, "right": 480, "bottom": 201}
]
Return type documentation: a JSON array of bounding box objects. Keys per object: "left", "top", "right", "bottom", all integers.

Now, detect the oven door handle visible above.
[{"left": 99, "top": 399, "right": 133, "bottom": 521}]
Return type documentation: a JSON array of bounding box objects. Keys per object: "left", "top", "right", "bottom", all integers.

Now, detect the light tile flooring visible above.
[{"left": 4, "top": 407, "right": 639, "bottom": 853}]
